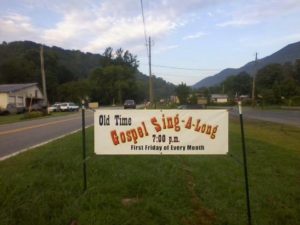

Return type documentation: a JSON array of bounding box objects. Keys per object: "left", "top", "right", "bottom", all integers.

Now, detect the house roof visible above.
[{"left": 0, "top": 83, "right": 38, "bottom": 93}]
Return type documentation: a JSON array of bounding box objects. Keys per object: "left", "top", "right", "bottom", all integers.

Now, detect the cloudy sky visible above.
[{"left": 1, "top": 0, "right": 300, "bottom": 85}]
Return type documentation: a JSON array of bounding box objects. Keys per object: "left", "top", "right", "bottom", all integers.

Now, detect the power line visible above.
[
  {"left": 140, "top": 0, "right": 148, "bottom": 55},
  {"left": 140, "top": 0, "right": 154, "bottom": 103},
  {"left": 141, "top": 63, "right": 221, "bottom": 71},
  {"left": 154, "top": 73, "right": 206, "bottom": 77}
]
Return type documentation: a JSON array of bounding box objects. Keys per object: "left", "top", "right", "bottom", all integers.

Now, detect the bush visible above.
[
  {"left": 23, "top": 111, "right": 47, "bottom": 119},
  {"left": 290, "top": 96, "right": 300, "bottom": 106}
]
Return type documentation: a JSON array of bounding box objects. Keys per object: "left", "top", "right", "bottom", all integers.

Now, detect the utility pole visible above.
[
  {"left": 40, "top": 45, "right": 48, "bottom": 109},
  {"left": 251, "top": 53, "right": 258, "bottom": 107},
  {"left": 148, "top": 36, "right": 153, "bottom": 103}
]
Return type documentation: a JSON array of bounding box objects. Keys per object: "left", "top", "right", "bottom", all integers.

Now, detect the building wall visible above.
[
  {"left": 0, "top": 93, "right": 8, "bottom": 108},
  {"left": 15, "top": 85, "right": 43, "bottom": 99},
  {"left": 216, "top": 98, "right": 228, "bottom": 103},
  {"left": 197, "top": 97, "right": 207, "bottom": 105},
  {"left": 0, "top": 85, "right": 43, "bottom": 109}
]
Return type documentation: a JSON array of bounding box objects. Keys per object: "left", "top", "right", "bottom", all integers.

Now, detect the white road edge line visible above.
[{"left": 0, "top": 125, "right": 93, "bottom": 161}]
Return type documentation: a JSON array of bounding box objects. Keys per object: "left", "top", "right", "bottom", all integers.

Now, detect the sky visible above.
[{"left": 1, "top": 0, "right": 300, "bottom": 85}]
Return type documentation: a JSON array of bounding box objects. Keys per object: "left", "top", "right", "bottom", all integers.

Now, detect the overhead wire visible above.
[
  {"left": 139, "top": 1, "right": 220, "bottom": 81},
  {"left": 150, "top": 64, "right": 222, "bottom": 71},
  {"left": 140, "top": 0, "right": 149, "bottom": 56}
]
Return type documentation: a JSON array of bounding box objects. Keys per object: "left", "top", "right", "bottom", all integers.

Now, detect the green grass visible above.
[
  {"left": 0, "top": 111, "right": 76, "bottom": 125},
  {"left": 0, "top": 119, "right": 299, "bottom": 225}
]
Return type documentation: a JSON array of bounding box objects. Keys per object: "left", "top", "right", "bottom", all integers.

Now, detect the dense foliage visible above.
[
  {"left": 256, "top": 61, "right": 300, "bottom": 104},
  {"left": 197, "top": 61, "right": 300, "bottom": 105},
  {"left": 0, "top": 41, "right": 175, "bottom": 104},
  {"left": 89, "top": 48, "right": 139, "bottom": 105},
  {"left": 175, "top": 83, "right": 191, "bottom": 104}
]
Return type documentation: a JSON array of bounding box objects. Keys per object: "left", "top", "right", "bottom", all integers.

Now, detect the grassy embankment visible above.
[
  {"left": 0, "top": 112, "right": 76, "bottom": 125},
  {"left": 0, "top": 119, "right": 299, "bottom": 225}
]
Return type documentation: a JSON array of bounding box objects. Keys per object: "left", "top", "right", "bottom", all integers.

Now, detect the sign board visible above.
[
  {"left": 88, "top": 102, "right": 99, "bottom": 109},
  {"left": 94, "top": 110, "right": 228, "bottom": 155}
]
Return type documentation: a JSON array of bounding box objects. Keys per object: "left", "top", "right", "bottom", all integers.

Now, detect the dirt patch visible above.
[
  {"left": 181, "top": 159, "right": 216, "bottom": 225},
  {"left": 69, "top": 220, "right": 78, "bottom": 225},
  {"left": 121, "top": 197, "right": 141, "bottom": 207}
]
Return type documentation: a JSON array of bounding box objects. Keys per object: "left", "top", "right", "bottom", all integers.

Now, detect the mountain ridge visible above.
[{"left": 193, "top": 41, "right": 300, "bottom": 88}]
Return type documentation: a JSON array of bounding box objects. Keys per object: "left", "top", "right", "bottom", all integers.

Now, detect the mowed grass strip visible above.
[
  {"left": 0, "top": 119, "right": 299, "bottom": 225},
  {"left": 0, "top": 111, "right": 76, "bottom": 125}
]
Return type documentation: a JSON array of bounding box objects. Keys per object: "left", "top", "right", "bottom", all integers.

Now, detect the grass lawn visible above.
[
  {"left": 0, "top": 118, "right": 299, "bottom": 225},
  {"left": 0, "top": 112, "right": 76, "bottom": 125}
]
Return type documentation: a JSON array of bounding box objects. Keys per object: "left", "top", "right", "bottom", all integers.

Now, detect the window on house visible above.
[
  {"left": 9, "top": 96, "right": 16, "bottom": 104},
  {"left": 17, "top": 96, "right": 24, "bottom": 107}
]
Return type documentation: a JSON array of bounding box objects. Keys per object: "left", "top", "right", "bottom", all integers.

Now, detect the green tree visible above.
[
  {"left": 0, "top": 58, "right": 37, "bottom": 83},
  {"left": 294, "top": 59, "right": 300, "bottom": 83},
  {"left": 57, "top": 80, "right": 90, "bottom": 103},
  {"left": 89, "top": 48, "right": 139, "bottom": 105},
  {"left": 222, "top": 72, "right": 252, "bottom": 98},
  {"left": 256, "top": 64, "right": 284, "bottom": 104},
  {"left": 256, "top": 64, "right": 283, "bottom": 89},
  {"left": 175, "top": 82, "right": 190, "bottom": 104}
]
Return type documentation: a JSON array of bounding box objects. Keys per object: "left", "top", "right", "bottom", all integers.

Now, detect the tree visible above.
[
  {"left": 255, "top": 64, "right": 284, "bottom": 104},
  {"left": 57, "top": 80, "right": 90, "bottom": 103},
  {"left": 221, "top": 72, "right": 252, "bottom": 98},
  {"left": 175, "top": 83, "right": 190, "bottom": 104},
  {"left": 89, "top": 48, "right": 139, "bottom": 105},
  {"left": 256, "top": 64, "right": 283, "bottom": 89},
  {"left": 294, "top": 59, "right": 300, "bottom": 83}
]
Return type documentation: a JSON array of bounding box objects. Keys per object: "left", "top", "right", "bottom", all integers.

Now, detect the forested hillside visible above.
[
  {"left": 199, "top": 61, "right": 300, "bottom": 105},
  {"left": 193, "top": 41, "right": 300, "bottom": 88},
  {"left": 0, "top": 41, "right": 175, "bottom": 104}
]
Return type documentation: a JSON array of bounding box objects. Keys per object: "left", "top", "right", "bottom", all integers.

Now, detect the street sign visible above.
[{"left": 94, "top": 110, "right": 228, "bottom": 155}]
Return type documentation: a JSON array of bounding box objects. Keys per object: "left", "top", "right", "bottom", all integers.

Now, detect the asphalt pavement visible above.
[
  {"left": 0, "top": 105, "right": 147, "bottom": 160},
  {"left": 0, "top": 110, "right": 94, "bottom": 160},
  {"left": 229, "top": 106, "right": 300, "bottom": 128}
]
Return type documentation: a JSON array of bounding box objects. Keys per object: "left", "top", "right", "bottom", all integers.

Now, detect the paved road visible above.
[
  {"left": 0, "top": 110, "right": 94, "bottom": 160},
  {"left": 230, "top": 107, "right": 300, "bottom": 128},
  {"left": 0, "top": 105, "right": 147, "bottom": 160}
]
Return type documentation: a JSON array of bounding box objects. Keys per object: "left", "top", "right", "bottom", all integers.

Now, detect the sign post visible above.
[
  {"left": 238, "top": 101, "right": 252, "bottom": 225},
  {"left": 82, "top": 100, "right": 87, "bottom": 192}
]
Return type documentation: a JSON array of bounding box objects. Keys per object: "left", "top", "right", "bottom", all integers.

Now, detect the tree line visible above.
[
  {"left": 0, "top": 41, "right": 174, "bottom": 105},
  {"left": 195, "top": 60, "right": 300, "bottom": 105}
]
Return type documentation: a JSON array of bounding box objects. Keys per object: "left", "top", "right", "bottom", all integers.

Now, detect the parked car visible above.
[
  {"left": 124, "top": 99, "right": 136, "bottom": 109},
  {"left": 60, "top": 102, "right": 79, "bottom": 112},
  {"left": 30, "top": 102, "right": 45, "bottom": 111},
  {"left": 48, "top": 103, "right": 62, "bottom": 112}
]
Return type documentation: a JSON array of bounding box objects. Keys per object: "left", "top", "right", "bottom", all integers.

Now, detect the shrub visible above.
[
  {"left": 291, "top": 96, "right": 300, "bottom": 106},
  {"left": 23, "top": 111, "right": 45, "bottom": 119}
]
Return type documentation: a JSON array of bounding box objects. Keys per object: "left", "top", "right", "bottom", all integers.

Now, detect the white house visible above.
[
  {"left": 0, "top": 83, "right": 44, "bottom": 110},
  {"left": 211, "top": 94, "right": 228, "bottom": 103}
]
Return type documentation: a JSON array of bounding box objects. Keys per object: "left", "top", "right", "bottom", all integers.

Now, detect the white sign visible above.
[{"left": 94, "top": 110, "right": 228, "bottom": 155}]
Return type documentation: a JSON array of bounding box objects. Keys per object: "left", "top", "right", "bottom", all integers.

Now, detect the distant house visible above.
[
  {"left": 211, "top": 94, "right": 228, "bottom": 103},
  {"left": 0, "top": 83, "right": 44, "bottom": 110},
  {"left": 194, "top": 92, "right": 208, "bottom": 105},
  {"left": 170, "top": 95, "right": 180, "bottom": 104}
]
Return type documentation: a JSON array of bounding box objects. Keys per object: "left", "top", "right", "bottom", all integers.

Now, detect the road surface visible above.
[
  {"left": 230, "top": 107, "right": 300, "bottom": 128},
  {"left": 0, "top": 106, "right": 131, "bottom": 160},
  {"left": 0, "top": 110, "right": 95, "bottom": 160}
]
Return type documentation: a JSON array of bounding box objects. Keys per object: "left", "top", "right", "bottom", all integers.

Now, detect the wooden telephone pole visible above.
[
  {"left": 251, "top": 53, "right": 258, "bottom": 107},
  {"left": 40, "top": 45, "right": 48, "bottom": 109},
  {"left": 148, "top": 36, "right": 154, "bottom": 103}
]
